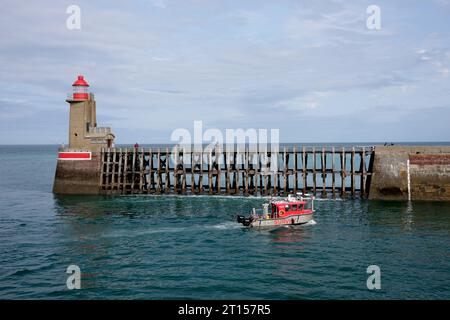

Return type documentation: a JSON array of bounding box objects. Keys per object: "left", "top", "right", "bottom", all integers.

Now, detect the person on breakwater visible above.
[{"left": 134, "top": 143, "right": 139, "bottom": 149}]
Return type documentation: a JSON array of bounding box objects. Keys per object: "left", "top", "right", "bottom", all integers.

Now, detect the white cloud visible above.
[{"left": 1, "top": 0, "right": 450, "bottom": 143}]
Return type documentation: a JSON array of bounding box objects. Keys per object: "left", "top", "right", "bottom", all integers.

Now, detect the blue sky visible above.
[{"left": 1, "top": 0, "right": 450, "bottom": 144}]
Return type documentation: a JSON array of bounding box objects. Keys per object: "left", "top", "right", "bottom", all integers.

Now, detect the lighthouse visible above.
[
  {"left": 65, "top": 75, "right": 115, "bottom": 151},
  {"left": 53, "top": 75, "right": 116, "bottom": 194}
]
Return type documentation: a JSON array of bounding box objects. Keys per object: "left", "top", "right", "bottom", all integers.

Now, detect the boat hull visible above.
[{"left": 249, "top": 213, "right": 313, "bottom": 228}]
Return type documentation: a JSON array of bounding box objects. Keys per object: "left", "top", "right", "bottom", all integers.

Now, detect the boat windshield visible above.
[{"left": 303, "top": 199, "right": 312, "bottom": 210}]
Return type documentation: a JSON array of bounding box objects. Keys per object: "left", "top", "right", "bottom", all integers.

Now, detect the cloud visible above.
[
  {"left": 0, "top": 0, "right": 450, "bottom": 143},
  {"left": 274, "top": 91, "right": 332, "bottom": 112}
]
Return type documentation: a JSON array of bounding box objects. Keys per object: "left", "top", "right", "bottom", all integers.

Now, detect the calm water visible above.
[{"left": 0, "top": 145, "right": 449, "bottom": 299}]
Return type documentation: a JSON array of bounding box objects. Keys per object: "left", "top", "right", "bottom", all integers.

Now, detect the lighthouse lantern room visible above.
[{"left": 71, "top": 75, "right": 90, "bottom": 100}]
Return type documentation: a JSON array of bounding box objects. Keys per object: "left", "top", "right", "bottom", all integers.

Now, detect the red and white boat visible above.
[{"left": 237, "top": 193, "right": 315, "bottom": 228}]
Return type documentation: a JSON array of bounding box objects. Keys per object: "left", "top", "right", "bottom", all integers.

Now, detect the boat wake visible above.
[
  {"left": 303, "top": 219, "right": 317, "bottom": 226},
  {"left": 209, "top": 221, "right": 242, "bottom": 230}
]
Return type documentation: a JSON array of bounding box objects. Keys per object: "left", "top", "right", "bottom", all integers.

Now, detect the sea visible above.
[{"left": 0, "top": 144, "right": 449, "bottom": 299}]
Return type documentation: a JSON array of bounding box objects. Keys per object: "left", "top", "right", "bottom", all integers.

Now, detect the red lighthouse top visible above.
[
  {"left": 72, "top": 75, "right": 89, "bottom": 87},
  {"left": 71, "top": 75, "right": 90, "bottom": 100}
]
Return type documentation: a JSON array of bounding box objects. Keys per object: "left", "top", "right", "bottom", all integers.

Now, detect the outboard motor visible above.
[
  {"left": 237, "top": 215, "right": 253, "bottom": 226},
  {"left": 242, "top": 217, "right": 253, "bottom": 227}
]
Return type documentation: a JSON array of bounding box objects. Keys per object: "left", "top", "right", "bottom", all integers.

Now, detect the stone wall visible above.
[
  {"left": 52, "top": 152, "right": 101, "bottom": 194},
  {"left": 369, "top": 146, "right": 450, "bottom": 201}
]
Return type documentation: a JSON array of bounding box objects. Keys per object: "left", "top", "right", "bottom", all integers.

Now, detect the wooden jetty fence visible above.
[{"left": 99, "top": 146, "right": 374, "bottom": 198}]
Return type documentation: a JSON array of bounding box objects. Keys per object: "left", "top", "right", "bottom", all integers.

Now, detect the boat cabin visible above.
[{"left": 270, "top": 200, "right": 311, "bottom": 218}]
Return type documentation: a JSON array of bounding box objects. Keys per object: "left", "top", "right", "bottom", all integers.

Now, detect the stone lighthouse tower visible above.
[
  {"left": 53, "top": 76, "right": 116, "bottom": 194},
  {"left": 66, "top": 75, "right": 114, "bottom": 151}
]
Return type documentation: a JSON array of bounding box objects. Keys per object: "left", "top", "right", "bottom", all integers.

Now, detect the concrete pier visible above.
[
  {"left": 369, "top": 146, "right": 450, "bottom": 201},
  {"left": 53, "top": 146, "right": 450, "bottom": 201},
  {"left": 53, "top": 151, "right": 101, "bottom": 194}
]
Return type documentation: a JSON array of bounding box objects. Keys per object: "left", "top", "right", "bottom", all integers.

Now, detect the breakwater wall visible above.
[
  {"left": 54, "top": 146, "right": 373, "bottom": 198},
  {"left": 53, "top": 145, "right": 450, "bottom": 201},
  {"left": 369, "top": 146, "right": 450, "bottom": 201}
]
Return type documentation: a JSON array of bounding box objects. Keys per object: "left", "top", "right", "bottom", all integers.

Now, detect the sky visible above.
[{"left": 1, "top": 0, "right": 450, "bottom": 144}]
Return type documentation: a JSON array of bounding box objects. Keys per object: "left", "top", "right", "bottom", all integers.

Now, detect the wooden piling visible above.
[
  {"left": 117, "top": 148, "right": 122, "bottom": 191},
  {"left": 321, "top": 147, "right": 326, "bottom": 198},
  {"left": 148, "top": 148, "right": 153, "bottom": 194},
  {"left": 302, "top": 147, "right": 307, "bottom": 194},
  {"left": 331, "top": 147, "right": 336, "bottom": 199},
  {"left": 312, "top": 147, "right": 316, "bottom": 196},
  {"left": 123, "top": 148, "right": 129, "bottom": 192},
  {"left": 351, "top": 147, "right": 355, "bottom": 198},
  {"left": 99, "top": 148, "right": 105, "bottom": 189},
  {"left": 165, "top": 147, "right": 170, "bottom": 193},
  {"left": 293, "top": 147, "right": 298, "bottom": 194},
  {"left": 361, "top": 147, "right": 366, "bottom": 198},
  {"left": 340, "top": 147, "right": 346, "bottom": 198},
  {"left": 98, "top": 145, "right": 374, "bottom": 199}
]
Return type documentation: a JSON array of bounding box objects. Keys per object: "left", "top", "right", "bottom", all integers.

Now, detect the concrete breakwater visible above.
[
  {"left": 53, "top": 145, "right": 450, "bottom": 201},
  {"left": 369, "top": 146, "right": 450, "bottom": 201}
]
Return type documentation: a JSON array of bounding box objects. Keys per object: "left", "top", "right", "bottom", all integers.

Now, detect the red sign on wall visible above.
[{"left": 58, "top": 152, "right": 92, "bottom": 160}]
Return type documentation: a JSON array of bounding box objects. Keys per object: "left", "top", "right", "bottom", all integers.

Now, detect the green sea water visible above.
[{"left": 0, "top": 145, "right": 449, "bottom": 299}]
